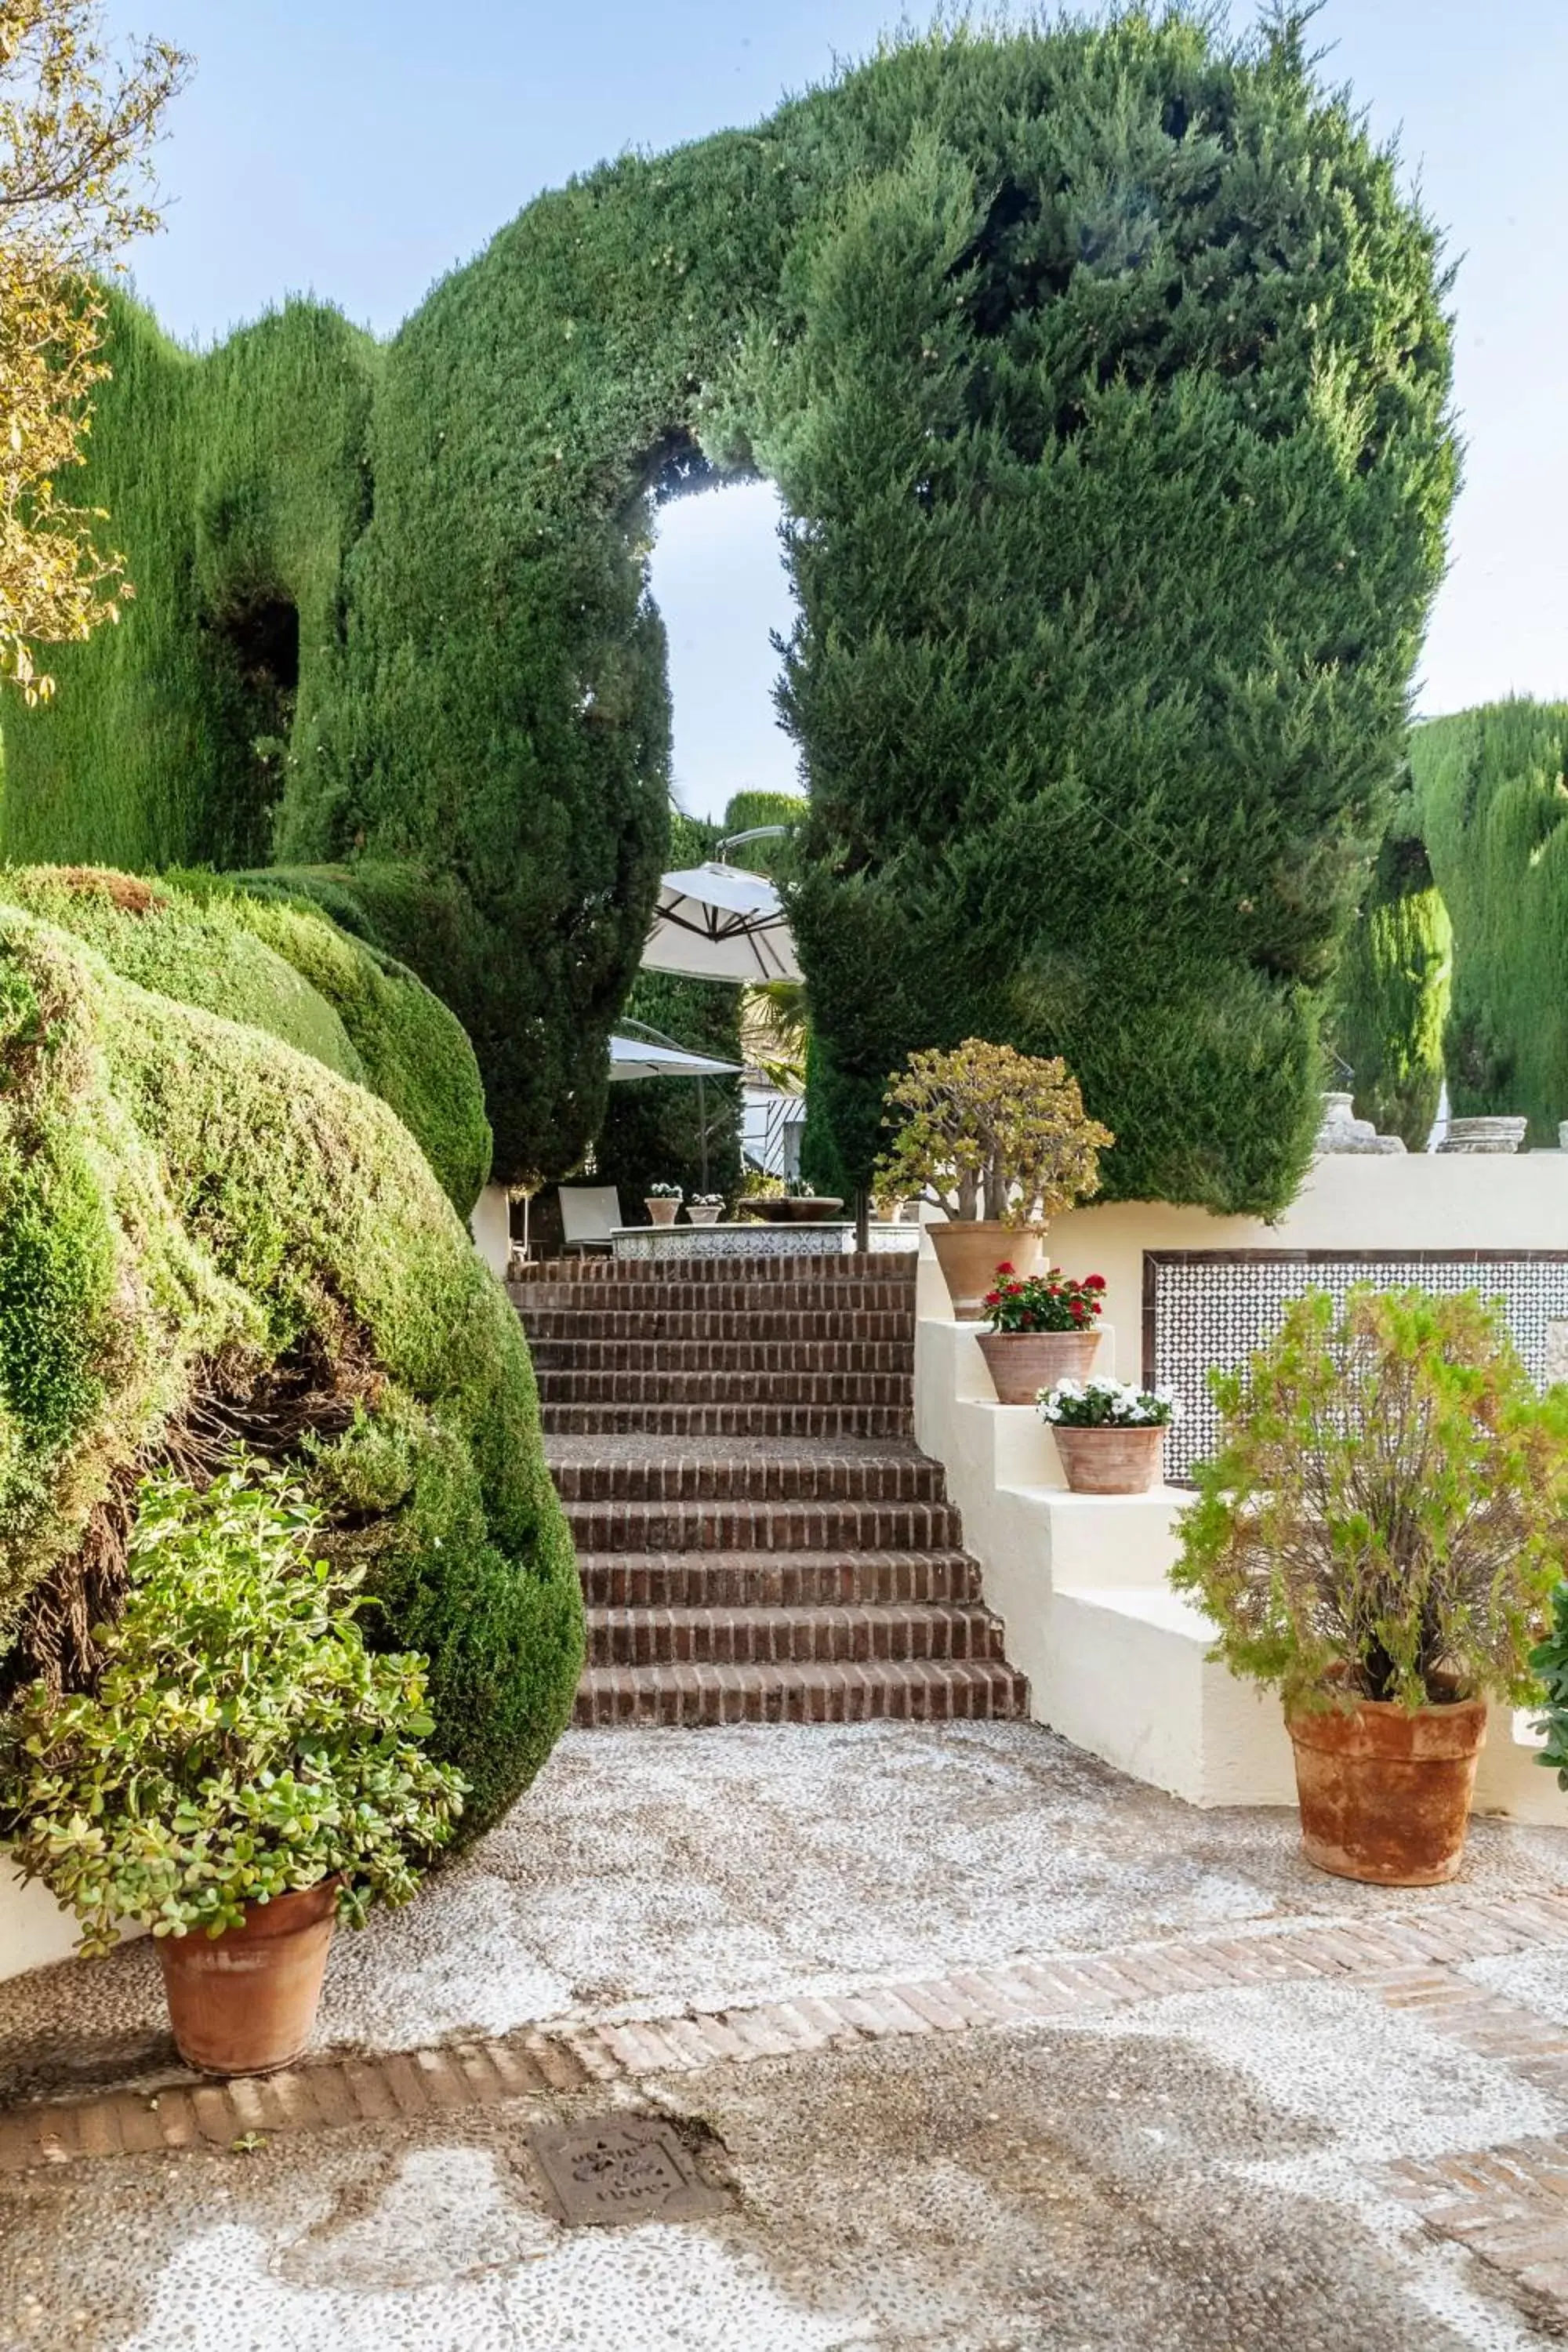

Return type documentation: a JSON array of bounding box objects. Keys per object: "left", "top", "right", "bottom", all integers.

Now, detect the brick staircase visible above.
[{"left": 510, "top": 1252, "right": 1028, "bottom": 1727}]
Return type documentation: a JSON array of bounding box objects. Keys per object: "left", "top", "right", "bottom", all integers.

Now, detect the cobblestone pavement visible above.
[{"left": 7, "top": 1721, "right": 1568, "bottom": 2347}]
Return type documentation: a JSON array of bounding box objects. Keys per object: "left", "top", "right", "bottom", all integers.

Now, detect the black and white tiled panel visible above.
[{"left": 1148, "top": 1253, "right": 1568, "bottom": 1483}]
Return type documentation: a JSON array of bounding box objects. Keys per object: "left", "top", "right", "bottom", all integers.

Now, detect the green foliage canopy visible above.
[{"left": 0, "top": 13, "right": 1454, "bottom": 1209}]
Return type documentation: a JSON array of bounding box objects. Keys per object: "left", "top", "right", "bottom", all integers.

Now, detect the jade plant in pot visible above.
[
  {"left": 0, "top": 1462, "right": 466, "bottom": 2075},
  {"left": 1039, "top": 1375, "right": 1178, "bottom": 1493},
  {"left": 1171, "top": 1287, "right": 1568, "bottom": 1887},
  {"left": 875, "top": 1039, "right": 1113, "bottom": 1318},
  {"left": 978, "top": 1266, "right": 1107, "bottom": 1404}
]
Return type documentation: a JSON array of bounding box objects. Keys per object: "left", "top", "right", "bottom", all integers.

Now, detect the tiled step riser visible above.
[
  {"left": 587, "top": 1609, "right": 1007, "bottom": 1668},
  {"left": 531, "top": 1341, "right": 914, "bottom": 1374},
  {"left": 542, "top": 1403, "right": 913, "bottom": 1439},
  {"left": 578, "top": 1554, "right": 984, "bottom": 1608},
  {"left": 566, "top": 1502, "right": 964, "bottom": 1554},
  {"left": 572, "top": 1664, "right": 1028, "bottom": 1727},
  {"left": 554, "top": 1457, "right": 948, "bottom": 1504},
  {"left": 521, "top": 1309, "right": 915, "bottom": 1344},
  {"left": 535, "top": 1370, "right": 911, "bottom": 1406}
]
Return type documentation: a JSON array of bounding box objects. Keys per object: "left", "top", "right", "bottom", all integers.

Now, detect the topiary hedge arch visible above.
[{"left": 2, "top": 11, "right": 1455, "bottom": 1213}]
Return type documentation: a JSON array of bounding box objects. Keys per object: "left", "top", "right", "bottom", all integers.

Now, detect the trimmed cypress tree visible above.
[
  {"left": 1410, "top": 699, "right": 1568, "bottom": 1141},
  {"left": 0, "top": 13, "right": 1454, "bottom": 1209},
  {"left": 1329, "top": 787, "right": 1451, "bottom": 1149}
]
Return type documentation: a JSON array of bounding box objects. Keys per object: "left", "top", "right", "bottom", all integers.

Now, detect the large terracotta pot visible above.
[
  {"left": 158, "top": 1879, "right": 339, "bottom": 2075},
  {"left": 928, "top": 1221, "right": 1045, "bottom": 1319},
  {"left": 1051, "top": 1423, "right": 1164, "bottom": 1494},
  {"left": 977, "top": 1328, "right": 1098, "bottom": 1406},
  {"left": 644, "top": 1196, "right": 681, "bottom": 1225},
  {"left": 1286, "top": 1697, "right": 1487, "bottom": 1886}
]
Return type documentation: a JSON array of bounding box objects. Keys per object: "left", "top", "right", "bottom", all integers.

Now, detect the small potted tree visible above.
[
  {"left": 978, "top": 1266, "right": 1107, "bottom": 1404},
  {"left": 0, "top": 1462, "right": 466, "bottom": 2075},
  {"left": 876, "top": 1040, "right": 1112, "bottom": 1317},
  {"left": 1171, "top": 1287, "right": 1568, "bottom": 1886},
  {"left": 1039, "top": 1374, "right": 1178, "bottom": 1491},
  {"left": 644, "top": 1181, "right": 683, "bottom": 1225}
]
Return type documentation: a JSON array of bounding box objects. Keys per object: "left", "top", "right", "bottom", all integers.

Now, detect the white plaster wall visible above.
[
  {"left": 0, "top": 1861, "right": 104, "bottom": 1980},
  {"left": 470, "top": 1181, "right": 514, "bottom": 1279},
  {"left": 913, "top": 1155, "right": 1568, "bottom": 1824}
]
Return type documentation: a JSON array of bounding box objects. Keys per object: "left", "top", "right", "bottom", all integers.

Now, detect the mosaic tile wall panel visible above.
[{"left": 1144, "top": 1252, "right": 1568, "bottom": 1483}]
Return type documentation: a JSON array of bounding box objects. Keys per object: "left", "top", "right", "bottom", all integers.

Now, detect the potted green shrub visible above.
[
  {"left": 0, "top": 1462, "right": 466, "bottom": 2075},
  {"left": 978, "top": 1265, "right": 1107, "bottom": 1404},
  {"left": 1171, "top": 1288, "right": 1568, "bottom": 1886},
  {"left": 876, "top": 1040, "right": 1112, "bottom": 1317},
  {"left": 1038, "top": 1374, "right": 1178, "bottom": 1492},
  {"left": 644, "top": 1181, "right": 683, "bottom": 1225}
]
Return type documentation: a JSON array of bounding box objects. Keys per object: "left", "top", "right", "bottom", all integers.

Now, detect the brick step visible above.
[
  {"left": 564, "top": 1497, "right": 964, "bottom": 1553},
  {"left": 528, "top": 1338, "right": 914, "bottom": 1374},
  {"left": 577, "top": 1549, "right": 984, "bottom": 1609},
  {"left": 586, "top": 1602, "right": 1008, "bottom": 1668},
  {"left": 572, "top": 1657, "right": 1029, "bottom": 1728},
  {"left": 535, "top": 1369, "right": 912, "bottom": 1407},
  {"left": 541, "top": 1401, "right": 913, "bottom": 1439},
  {"left": 518, "top": 1307, "right": 914, "bottom": 1344},
  {"left": 511, "top": 1277, "right": 916, "bottom": 1315},
  {"left": 512, "top": 1253, "right": 913, "bottom": 1290},
  {"left": 547, "top": 1449, "right": 947, "bottom": 1504}
]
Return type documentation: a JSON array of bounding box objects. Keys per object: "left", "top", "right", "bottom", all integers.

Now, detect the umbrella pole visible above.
[{"left": 698, "top": 1074, "right": 709, "bottom": 1195}]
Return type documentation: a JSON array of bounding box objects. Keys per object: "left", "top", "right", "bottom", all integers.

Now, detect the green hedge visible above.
[
  {"left": 0, "top": 904, "right": 579, "bottom": 1835},
  {"left": 1410, "top": 699, "right": 1568, "bottom": 1141},
  {"left": 0, "top": 16, "right": 1454, "bottom": 1210},
  {"left": 1328, "top": 795, "right": 1451, "bottom": 1149}
]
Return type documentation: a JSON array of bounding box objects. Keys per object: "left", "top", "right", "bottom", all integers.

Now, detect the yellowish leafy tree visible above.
[
  {"left": 0, "top": 1, "right": 186, "bottom": 699},
  {"left": 876, "top": 1040, "right": 1115, "bottom": 1226}
]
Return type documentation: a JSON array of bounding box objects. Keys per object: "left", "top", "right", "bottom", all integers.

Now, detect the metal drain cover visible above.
[{"left": 527, "top": 2114, "right": 734, "bottom": 2228}]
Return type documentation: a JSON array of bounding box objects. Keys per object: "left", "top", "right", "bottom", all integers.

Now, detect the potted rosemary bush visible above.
[
  {"left": 876, "top": 1040, "right": 1112, "bottom": 1316},
  {"left": 978, "top": 1266, "right": 1107, "bottom": 1404},
  {"left": 1039, "top": 1374, "right": 1178, "bottom": 1492},
  {"left": 1171, "top": 1288, "right": 1568, "bottom": 1886},
  {"left": 0, "top": 1462, "right": 466, "bottom": 2075}
]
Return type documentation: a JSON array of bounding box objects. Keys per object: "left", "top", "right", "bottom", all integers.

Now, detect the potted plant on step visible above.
[
  {"left": 0, "top": 1461, "right": 466, "bottom": 2075},
  {"left": 644, "top": 1181, "right": 683, "bottom": 1225},
  {"left": 1171, "top": 1287, "right": 1568, "bottom": 1887},
  {"left": 876, "top": 1040, "right": 1112, "bottom": 1317},
  {"left": 686, "top": 1193, "right": 726, "bottom": 1225},
  {"left": 978, "top": 1266, "right": 1107, "bottom": 1404},
  {"left": 1039, "top": 1374, "right": 1177, "bottom": 1492}
]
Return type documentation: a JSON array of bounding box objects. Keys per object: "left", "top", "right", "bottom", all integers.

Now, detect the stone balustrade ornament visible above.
[{"left": 1313, "top": 1093, "right": 1406, "bottom": 1155}]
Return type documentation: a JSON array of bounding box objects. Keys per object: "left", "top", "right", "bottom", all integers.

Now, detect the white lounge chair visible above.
[{"left": 558, "top": 1185, "right": 622, "bottom": 1254}]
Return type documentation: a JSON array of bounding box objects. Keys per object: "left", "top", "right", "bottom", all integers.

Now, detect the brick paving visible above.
[
  {"left": 513, "top": 1253, "right": 1029, "bottom": 1726},
  {"left": 11, "top": 1891, "right": 1568, "bottom": 2181}
]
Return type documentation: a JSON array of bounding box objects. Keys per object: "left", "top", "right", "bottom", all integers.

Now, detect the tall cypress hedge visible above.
[
  {"left": 0, "top": 13, "right": 1454, "bottom": 1207},
  {"left": 1328, "top": 786, "right": 1451, "bottom": 1149},
  {"left": 1410, "top": 699, "right": 1568, "bottom": 1141}
]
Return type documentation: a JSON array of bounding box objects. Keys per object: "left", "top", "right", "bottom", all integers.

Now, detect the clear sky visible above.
[{"left": 103, "top": 0, "right": 1568, "bottom": 819}]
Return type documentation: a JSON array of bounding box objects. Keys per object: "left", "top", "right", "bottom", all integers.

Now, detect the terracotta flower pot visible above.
[
  {"left": 977, "top": 1328, "right": 1098, "bottom": 1405},
  {"left": 1285, "top": 1696, "right": 1488, "bottom": 1886},
  {"left": 644, "top": 1196, "right": 681, "bottom": 1225},
  {"left": 685, "top": 1204, "right": 724, "bottom": 1225},
  {"left": 1051, "top": 1422, "right": 1164, "bottom": 1494},
  {"left": 928, "top": 1221, "right": 1046, "bottom": 1319},
  {"left": 158, "top": 1879, "right": 339, "bottom": 2075}
]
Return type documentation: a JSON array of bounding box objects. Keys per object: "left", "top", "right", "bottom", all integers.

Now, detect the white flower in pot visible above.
[{"left": 644, "top": 1181, "right": 683, "bottom": 1225}]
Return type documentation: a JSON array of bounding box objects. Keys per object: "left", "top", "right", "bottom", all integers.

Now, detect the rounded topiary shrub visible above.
[{"left": 0, "top": 905, "right": 579, "bottom": 1838}]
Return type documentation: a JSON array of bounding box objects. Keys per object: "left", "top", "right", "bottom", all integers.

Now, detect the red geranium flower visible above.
[
  {"left": 1083, "top": 1274, "right": 1107, "bottom": 1290},
  {"left": 996, "top": 1261, "right": 1014, "bottom": 1276},
  {"left": 983, "top": 1290, "right": 1001, "bottom": 1307}
]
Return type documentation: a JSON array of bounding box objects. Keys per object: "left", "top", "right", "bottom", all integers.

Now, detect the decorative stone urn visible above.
[
  {"left": 685, "top": 1203, "right": 724, "bottom": 1225},
  {"left": 644, "top": 1196, "right": 681, "bottom": 1225},
  {"left": 977, "top": 1329, "right": 1098, "bottom": 1406},
  {"left": 1285, "top": 1697, "right": 1488, "bottom": 1885},
  {"left": 1314, "top": 1091, "right": 1405, "bottom": 1155},
  {"left": 928, "top": 1222, "right": 1046, "bottom": 1319},
  {"left": 1051, "top": 1423, "right": 1165, "bottom": 1494}
]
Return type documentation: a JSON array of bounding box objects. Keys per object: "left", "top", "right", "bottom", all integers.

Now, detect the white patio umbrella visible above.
[
  {"left": 608, "top": 1031, "right": 743, "bottom": 1082},
  {"left": 640, "top": 861, "right": 803, "bottom": 985}
]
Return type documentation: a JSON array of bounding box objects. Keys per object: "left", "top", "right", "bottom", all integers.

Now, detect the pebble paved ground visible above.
[{"left": 6, "top": 1721, "right": 1568, "bottom": 2348}]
